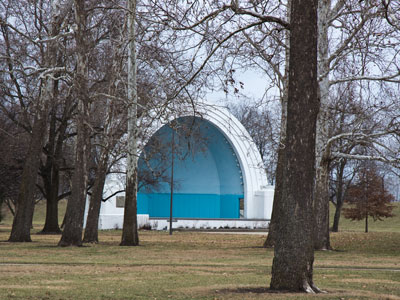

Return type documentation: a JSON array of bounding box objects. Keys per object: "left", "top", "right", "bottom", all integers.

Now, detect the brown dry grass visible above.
[
  {"left": 0, "top": 203, "right": 399, "bottom": 299},
  {"left": 0, "top": 227, "right": 399, "bottom": 300}
]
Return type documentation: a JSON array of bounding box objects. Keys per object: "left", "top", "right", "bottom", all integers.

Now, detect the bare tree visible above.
[
  {"left": 83, "top": 15, "right": 127, "bottom": 243},
  {"left": 228, "top": 101, "right": 279, "bottom": 184},
  {"left": 330, "top": 157, "right": 359, "bottom": 232},
  {"left": 58, "top": 0, "right": 90, "bottom": 247},
  {"left": 311, "top": 0, "right": 400, "bottom": 250},
  {"left": 38, "top": 95, "right": 75, "bottom": 234},
  {"left": 120, "top": 0, "right": 139, "bottom": 246},
  {"left": 0, "top": 0, "right": 73, "bottom": 242},
  {"left": 0, "top": 0, "right": 75, "bottom": 235}
]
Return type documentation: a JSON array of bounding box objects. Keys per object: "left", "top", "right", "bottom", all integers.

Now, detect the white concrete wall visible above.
[
  {"left": 149, "top": 218, "right": 269, "bottom": 231},
  {"left": 253, "top": 186, "right": 275, "bottom": 219},
  {"left": 96, "top": 214, "right": 149, "bottom": 230},
  {"left": 87, "top": 186, "right": 273, "bottom": 230}
]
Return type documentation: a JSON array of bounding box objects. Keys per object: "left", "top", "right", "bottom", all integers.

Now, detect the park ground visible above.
[{"left": 0, "top": 202, "right": 399, "bottom": 300}]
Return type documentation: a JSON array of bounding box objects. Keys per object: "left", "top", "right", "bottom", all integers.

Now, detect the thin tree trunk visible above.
[
  {"left": 365, "top": 190, "right": 368, "bottom": 233},
  {"left": 313, "top": 157, "right": 331, "bottom": 250},
  {"left": 120, "top": 0, "right": 139, "bottom": 246},
  {"left": 83, "top": 157, "right": 108, "bottom": 243},
  {"left": 313, "top": 0, "right": 332, "bottom": 251},
  {"left": 332, "top": 202, "right": 342, "bottom": 232},
  {"left": 58, "top": 0, "right": 89, "bottom": 247},
  {"left": 270, "top": 0, "right": 320, "bottom": 292},
  {"left": 332, "top": 160, "right": 346, "bottom": 232}
]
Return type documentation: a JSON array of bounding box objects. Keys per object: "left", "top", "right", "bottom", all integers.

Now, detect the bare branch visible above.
[
  {"left": 332, "top": 152, "right": 400, "bottom": 165},
  {"left": 330, "top": 71, "right": 400, "bottom": 85}
]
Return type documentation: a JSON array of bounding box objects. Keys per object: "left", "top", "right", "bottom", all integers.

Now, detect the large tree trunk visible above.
[
  {"left": 41, "top": 166, "right": 61, "bottom": 234},
  {"left": 41, "top": 195, "right": 60, "bottom": 234},
  {"left": 8, "top": 115, "right": 47, "bottom": 242},
  {"left": 313, "top": 0, "right": 332, "bottom": 251},
  {"left": 270, "top": 0, "right": 320, "bottom": 292},
  {"left": 58, "top": 101, "right": 89, "bottom": 246},
  {"left": 120, "top": 0, "right": 139, "bottom": 246},
  {"left": 40, "top": 161, "right": 61, "bottom": 234},
  {"left": 58, "top": 0, "right": 89, "bottom": 247},
  {"left": 83, "top": 156, "right": 108, "bottom": 243}
]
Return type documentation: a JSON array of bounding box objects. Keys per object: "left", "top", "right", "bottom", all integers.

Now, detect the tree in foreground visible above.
[
  {"left": 343, "top": 164, "right": 395, "bottom": 233},
  {"left": 270, "top": 0, "right": 320, "bottom": 292},
  {"left": 58, "top": 0, "right": 90, "bottom": 247},
  {"left": 120, "top": 0, "right": 139, "bottom": 246}
]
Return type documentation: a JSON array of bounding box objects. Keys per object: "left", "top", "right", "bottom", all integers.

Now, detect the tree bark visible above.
[
  {"left": 332, "top": 204, "right": 341, "bottom": 232},
  {"left": 41, "top": 196, "right": 60, "bottom": 234},
  {"left": 332, "top": 159, "right": 346, "bottom": 232},
  {"left": 313, "top": 0, "right": 332, "bottom": 251},
  {"left": 8, "top": 115, "right": 47, "bottom": 242},
  {"left": 270, "top": 0, "right": 320, "bottom": 292},
  {"left": 58, "top": 100, "right": 89, "bottom": 246},
  {"left": 313, "top": 154, "right": 331, "bottom": 250},
  {"left": 120, "top": 0, "right": 139, "bottom": 246},
  {"left": 83, "top": 156, "right": 108, "bottom": 243},
  {"left": 58, "top": 0, "right": 89, "bottom": 247},
  {"left": 121, "top": 0, "right": 139, "bottom": 246}
]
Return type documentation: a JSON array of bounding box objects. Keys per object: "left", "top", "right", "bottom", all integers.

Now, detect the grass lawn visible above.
[{"left": 0, "top": 202, "right": 399, "bottom": 299}]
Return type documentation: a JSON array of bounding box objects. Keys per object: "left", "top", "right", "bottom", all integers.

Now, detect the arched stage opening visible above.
[
  {"left": 89, "top": 104, "right": 274, "bottom": 230},
  {"left": 138, "top": 116, "right": 245, "bottom": 219}
]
